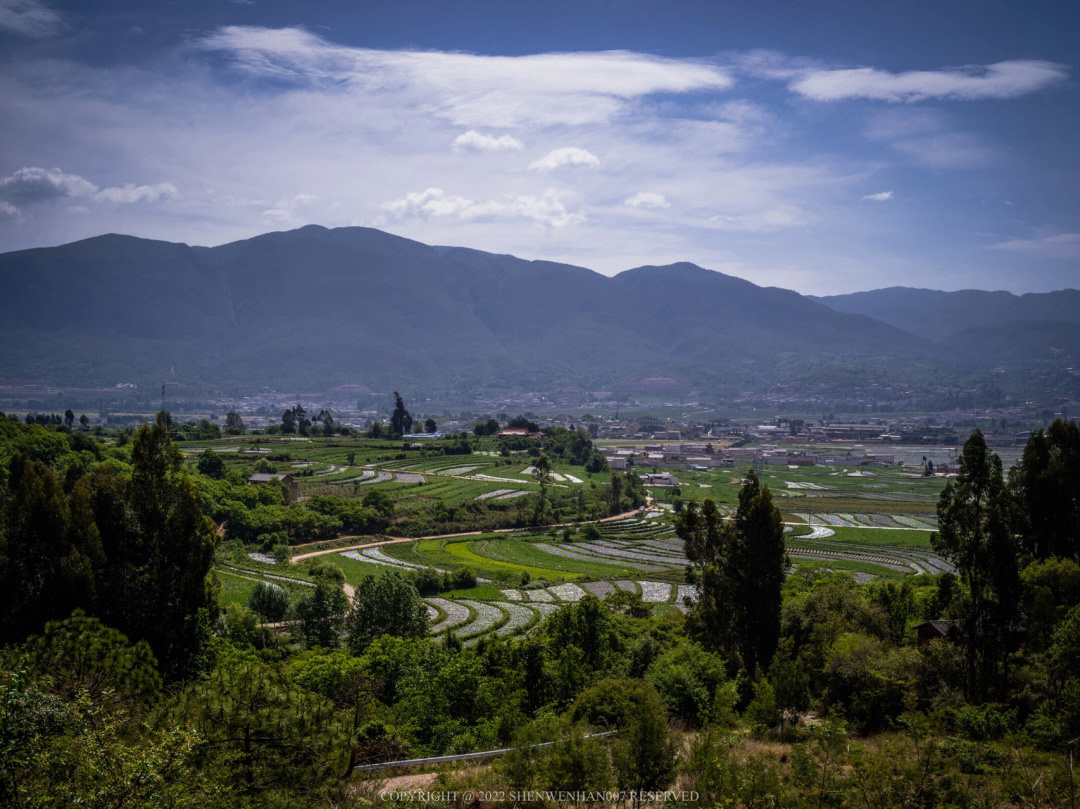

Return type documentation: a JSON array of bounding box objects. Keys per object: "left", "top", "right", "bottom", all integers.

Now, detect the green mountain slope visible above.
[{"left": 0, "top": 225, "right": 975, "bottom": 393}]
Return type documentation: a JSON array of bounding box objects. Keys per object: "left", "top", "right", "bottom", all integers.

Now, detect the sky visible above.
[{"left": 0, "top": 0, "right": 1077, "bottom": 294}]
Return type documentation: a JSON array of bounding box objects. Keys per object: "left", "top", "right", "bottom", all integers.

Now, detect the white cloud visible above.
[
  {"left": 0, "top": 168, "right": 180, "bottom": 212},
  {"left": 991, "top": 232, "right": 1080, "bottom": 259},
  {"left": 529, "top": 147, "right": 599, "bottom": 171},
  {"left": 93, "top": 182, "right": 180, "bottom": 204},
  {"left": 197, "top": 27, "right": 734, "bottom": 126},
  {"left": 0, "top": 166, "right": 97, "bottom": 205},
  {"left": 862, "top": 190, "right": 893, "bottom": 201},
  {"left": 381, "top": 188, "right": 474, "bottom": 219},
  {"left": 381, "top": 187, "right": 583, "bottom": 228},
  {"left": 790, "top": 60, "right": 1068, "bottom": 102},
  {"left": 0, "top": 0, "right": 62, "bottom": 38},
  {"left": 624, "top": 192, "right": 670, "bottom": 209},
  {"left": 0, "top": 200, "right": 19, "bottom": 219},
  {"left": 453, "top": 130, "right": 523, "bottom": 151}
]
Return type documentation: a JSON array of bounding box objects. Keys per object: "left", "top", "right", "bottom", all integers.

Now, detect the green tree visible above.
[
  {"left": 195, "top": 449, "right": 225, "bottom": 479},
  {"left": 678, "top": 472, "right": 786, "bottom": 673},
  {"left": 64, "top": 409, "right": 74, "bottom": 428},
  {"left": 1010, "top": 418, "right": 1080, "bottom": 562},
  {"left": 248, "top": 582, "right": 291, "bottom": 623},
  {"left": 424, "top": 417, "right": 437, "bottom": 433},
  {"left": 389, "top": 392, "right": 412, "bottom": 437},
  {"left": 176, "top": 658, "right": 346, "bottom": 800},
  {"left": 0, "top": 458, "right": 98, "bottom": 644},
  {"left": 532, "top": 453, "right": 552, "bottom": 524},
  {"left": 933, "top": 428, "right": 1020, "bottom": 701},
  {"left": 769, "top": 639, "right": 810, "bottom": 737},
  {"left": 10, "top": 611, "right": 162, "bottom": 708},
  {"left": 89, "top": 413, "right": 219, "bottom": 679},
  {"left": 346, "top": 571, "right": 427, "bottom": 653},
  {"left": 295, "top": 579, "right": 348, "bottom": 648},
  {"left": 611, "top": 683, "right": 677, "bottom": 807}
]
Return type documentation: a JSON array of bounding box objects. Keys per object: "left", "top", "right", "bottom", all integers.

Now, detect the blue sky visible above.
[{"left": 0, "top": 0, "right": 1077, "bottom": 294}]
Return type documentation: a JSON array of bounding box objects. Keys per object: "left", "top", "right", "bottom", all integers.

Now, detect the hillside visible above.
[
  {"left": 0, "top": 225, "right": 1005, "bottom": 394},
  {"left": 813, "top": 287, "right": 1080, "bottom": 344}
]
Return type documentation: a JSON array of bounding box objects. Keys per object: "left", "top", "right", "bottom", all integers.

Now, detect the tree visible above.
[
  {"left": 295, "top": 579, "right": 348, "bottom": 648},
  {"left": 611, "top": 683, "right": 677, "bottom": 808},
  {"left": 0, "top": 457, "right": 98, "bottom": 645},
  {"left": 249, "top": 582, "right": 291, "bottom": 623},
  {"left": 389, "top": 392, "right": 412, "bottom": 437},
  {"left": 346, "top": 571, "right": 427, "bottom": 653},
  {"left": 225, "top": 411, "right": 245, "bottom": 432},
  {"left": 64, "top": 409, "right": 74, "bottom": 428},
  {"left": 175, "top": 659, "right": 347, "bottom": 799},
  {"left": 10, "top": 611, "right": 162, "bottom": 713},
  {"left": 677, "top": 471, "right": 786, "bottom": 673},
  {"left": 88, "top": 413, "right": 219, "bottom": 679},
  {"left": 78, "top": 414, "right": 89, "bottom": 430},
  {"left": 769, "top": 639, "right": 810, "bottom": 737},
  {"left": 933, "top": 428, "right": 1020, "bottom": 701},
  {"left": 1010, "top": 418, "right": 1080, "bottom": 562},
  {"left": 532, "top": 453, "right": 552, "bottom": 524},
  {"left": 607, "top": 472, "right": 624, "bottom": 516},
  {"left": 195, "top": 449, "right": 225, "bottom": 479},
  {"left": 424, "top": 417, "right": 437, "bottom": 433}
]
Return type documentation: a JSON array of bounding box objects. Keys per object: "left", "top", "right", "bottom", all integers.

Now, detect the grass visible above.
[
  {"left": 215, "top": 569, "right": 261, "bottom": 607},
  {"left": 827, "top": 526, "right": 934, "bottom": 548}
]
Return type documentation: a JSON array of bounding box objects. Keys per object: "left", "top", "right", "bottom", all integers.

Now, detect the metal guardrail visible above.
[{"left": 354, "top": 730, "right": 617, "bottom": 772}]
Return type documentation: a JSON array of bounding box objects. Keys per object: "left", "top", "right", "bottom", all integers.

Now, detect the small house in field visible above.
[
  {"left": 248, "top": 472, "right": 298, "bottom": 503},
  {"left": 498, "top": 427, "right": 543, "bottom": 438},
  {"left": 914, "top": 619, "right": 960, "bottom": 646},
  {"left": 642, "top": 471, "right": 679, "bottom": 488}
]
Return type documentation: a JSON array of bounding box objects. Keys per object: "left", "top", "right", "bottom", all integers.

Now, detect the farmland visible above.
[{"left": 195, "top": 431, "right": 957, "bottom": 644}]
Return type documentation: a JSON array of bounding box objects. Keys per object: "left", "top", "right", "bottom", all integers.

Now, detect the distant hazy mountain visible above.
[
  {"left": 0, "top": 225, "right": 1059, "bottom": 395},
  {"left": 813, "top": 287, "right": 1080, "bottom": 343}
]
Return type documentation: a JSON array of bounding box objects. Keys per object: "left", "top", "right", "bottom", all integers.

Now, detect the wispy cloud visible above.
[
  {"left": 866, "top": 109, "right": 994, "bottom": 169},
  {"left": 624, "top": 191, "right": 670, "bottom": 209},
  {"left": 790, "top": 60, "right": 1067, "bottom": 102},
  {"left": 197, "top": 26, "right": 734, "bottom": 126},
  {"left": 862, "top": 190, "right": 893, "bottom": 201},
  {"left": 0, "top": 0, "right": 62, "bottom": 38},
  {"left": 991, "top": 232, "right": 1080, "bottom": 259},
  {"left": 453, "top": 130, "right": 523, "bottom": 151},
  {"left": 529, "top": 147, "right": 599, "bottom": 171}
]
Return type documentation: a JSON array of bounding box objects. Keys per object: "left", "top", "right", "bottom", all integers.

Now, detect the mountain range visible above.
[{"left": 1, "top": 225, "right": 1077, "bottom": 397}]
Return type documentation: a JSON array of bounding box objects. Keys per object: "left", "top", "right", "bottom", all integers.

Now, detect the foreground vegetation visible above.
[{"left": 1, "top": 411, "right": 1079, "bottom": 807}]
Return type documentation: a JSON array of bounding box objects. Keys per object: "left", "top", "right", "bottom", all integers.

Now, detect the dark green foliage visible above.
[
  {"left": 934, "top": 429, "right": 1020, "bottom": 701},
  {"left": 1010, "top": 418, "right": 1080, "bottom": 562},
  {"left": 0, "top": 457, "right": 98, "bottom": 643},
  {"left": 195, "top": 448, "right": 225, "bottom": 479},
  {"left": 9, "top": 611, "right": 162, "bottom": 707},
  {"left": 389, "top": 392, "right": 412, "bottom": 437},
  {"left": 611, "top": 683, "right": 677, "bottom": 806},
  {"left": 248, "top": 582, "right": 291, "bottom": 623},
  {"left": 176, "top": 657, "right": 347, "bottom": 800},
  {"left": 678, "top": 471, "right": 786, "bottom": 672},
  {"left": 346, "top": 571, "right": 428, "bottom": 653},
  {"left": 295, "top": 579, "right": 349, "bottom": 649}
]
